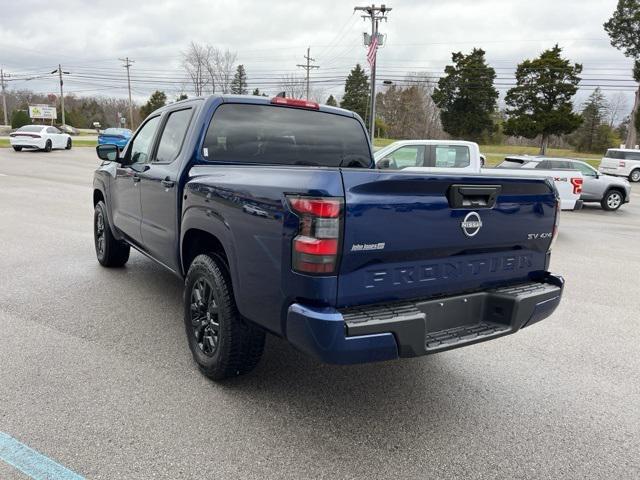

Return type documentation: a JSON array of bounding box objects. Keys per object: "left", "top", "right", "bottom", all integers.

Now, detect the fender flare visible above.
[{"left": 180, "top": 205, "right": 240, "bottom": 289}]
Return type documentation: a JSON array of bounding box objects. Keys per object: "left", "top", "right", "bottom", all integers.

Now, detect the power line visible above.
[
  {"left": 296, "top": 47, "right": 320, "bottom": 99},
  {"left": 354, "top": 3, "right": 392, "bottom": 139},
  {"left": 119, "top": 57, "right": 135, "bottom": 128}
]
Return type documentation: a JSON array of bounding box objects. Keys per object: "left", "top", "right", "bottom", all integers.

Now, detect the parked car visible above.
[
  {"left": 375, "top": 141, "right": 584, "bottom": 210},
  {"left": 93, "top": 95, "right": 564, "bottom": 380},
  {"left": 9, "top": 125, "right": 72, "bottom": 152},
  {"left": 598, "top": 148, "right": 640, "bottom": 182},
  {"left": 496, "top": 156, "right": 630, "bottom": 211},
  {"left": 57, "top": 124, "right": 79, "bottom": 136},
  {"left": 98, "top": 128, "right": 132, "bottom": 150}
]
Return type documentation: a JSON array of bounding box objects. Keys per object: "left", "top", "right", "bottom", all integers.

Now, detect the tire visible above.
[
  {"left": 94, "top": 201, "right": 130, "bottom": 267},
  {"left": 601, "top": 189, "right": 624, "bottom": 211},
  {"left": 65, "top": 138, "right": 72, "bottom": 150},
  {"left": 12, "top": 146, "right": 22, "bottom": 152},
  {"left": 629, "top": 169, "right": 640, "bottom": 183},
  {"left": 44, "top": 140, "right": 52, "bottom": 152},
  {"left": 184, "top": 254, "right": 265, "bottom": 380}
]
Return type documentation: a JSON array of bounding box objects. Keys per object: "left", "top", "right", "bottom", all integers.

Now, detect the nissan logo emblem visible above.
[{"left": 461, "top": 212, "right": 482, "bottom": 237}]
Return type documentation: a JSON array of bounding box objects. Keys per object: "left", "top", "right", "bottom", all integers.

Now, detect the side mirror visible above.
[
  {"left": 96, "top": 144, "right": 120, "bottom": 163},
  {"left": 377, "top": 157, "right": 391, "bottom": 169}
]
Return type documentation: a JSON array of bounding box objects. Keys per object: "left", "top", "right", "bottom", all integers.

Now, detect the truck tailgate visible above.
[{"left": 337, "top": 170, "right": 556, "bottom": 307}]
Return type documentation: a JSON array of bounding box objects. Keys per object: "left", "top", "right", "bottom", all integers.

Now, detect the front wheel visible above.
[
  {"left": 184, "top": 254, "right": 265, "bottom": 381},
  {"left": 601, "top": 190, "right": 623, "bottom": 211},
  {"left": 65, "top": 138, "right": 72, "bottom": 150},
  {"left": 12, "top": 146, "right": 22, "bottom": 152},
  {"left": 94, "top": 201, "right": 130, "bottom": 266},
  {"left": 629, "top": 169, "right": 640, "bottom": 183}
]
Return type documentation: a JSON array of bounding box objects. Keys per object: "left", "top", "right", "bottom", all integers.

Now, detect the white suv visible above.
[{"left": 599, "top": 148, "right": 640, "bottom": 182}]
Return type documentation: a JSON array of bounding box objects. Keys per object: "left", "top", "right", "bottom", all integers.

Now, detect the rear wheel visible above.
[
  {"left": 44, "top": 140, "right": 52, "bottom": 152},
  {"left": 629, "top": 169, "right": 640, "bottom": 183},
  {"left": 601, "top": 190, "right": 623, "bottom": 211},
  {"left": 184, "top": 254, "right": 265, "bottom": 381},
  {"left": 12, "top": 146, "right": 22, "bottom": 152},
  {"left": 65, "top": 138, "right": 72, "bottom": 150},
  {"left": 94, "top": 201, "right": 130, "bottom": 267}
]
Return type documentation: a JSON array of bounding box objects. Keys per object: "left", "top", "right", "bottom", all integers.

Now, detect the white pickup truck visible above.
[{"left": 375, "top": 140, "right": 584, "bottom": 210}]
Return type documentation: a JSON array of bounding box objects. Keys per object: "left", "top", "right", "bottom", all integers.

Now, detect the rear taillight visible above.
[
  {"left": 570, "top": 177, "right": 583, "bottom": 194},
  {"left": 549, "top": 199, "right": 560, "bottom": 251},
  {"left": 619, "top": 161, "right": 626, "bottom": 167},
  {"left": 287, "top": 195, "right": 342, "bottom": 274}
]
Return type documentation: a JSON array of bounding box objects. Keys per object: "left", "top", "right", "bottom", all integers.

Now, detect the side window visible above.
[
  {"left": 47, "top": 127, "right": 58, "bottom": 134},
  {"left": 536, "top": 160, "right": 551, "bottom": 169},
  {"left": 434, "top": 145, "right": 470, "bottom": 168},
  {"left": 387, "top": 145, "right": 425, "bottom": 169},
  {"left": 626, "top": 151, "right": 640, "bottom": 161},
  {"left": 129, "top": 116, "right": 160, "bottom": 164},
  {"left": 574, "top": 162, "right": 596, "bottom": 176},
  {"left": 155, "top": 108, "right": 192, "bottom": 163}
]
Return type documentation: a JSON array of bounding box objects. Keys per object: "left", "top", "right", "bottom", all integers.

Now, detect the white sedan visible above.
[{"left": 9, "top": 125, "right": 72, "bottom": 152}]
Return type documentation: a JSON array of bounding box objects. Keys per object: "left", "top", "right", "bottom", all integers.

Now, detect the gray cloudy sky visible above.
[{"left": 0, "top": 0, "right": 636, "bottom": 107}]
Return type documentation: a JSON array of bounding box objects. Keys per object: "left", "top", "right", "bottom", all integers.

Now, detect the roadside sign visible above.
[{"left": 29, "top": 105, "right": 57, "bottom": 120}]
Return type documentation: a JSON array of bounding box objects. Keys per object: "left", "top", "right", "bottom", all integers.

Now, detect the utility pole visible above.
[
  {"left": 354, "top": 4, "right": 391, "bottom": 140},
  {"left": 296, "top": 47, "right": 319, "bottom": 100},
  {"left": 0, "top": 69, "right": 9, "bottom": 126},
  {"left": 119, "top": 57, "right": 135, "bottom": 129},
  {"left": 51, "top": 65, "right": 70, "bottom": 125}
]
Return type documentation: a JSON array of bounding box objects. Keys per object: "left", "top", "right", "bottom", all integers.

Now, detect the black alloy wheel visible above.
[{"left": 189, "top": 278, "right": 220, "bottom": 356}]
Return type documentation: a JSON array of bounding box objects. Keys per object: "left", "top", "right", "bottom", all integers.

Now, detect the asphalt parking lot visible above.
[{"left": 0, "top": 147, "right": 639, "bottom": 480}]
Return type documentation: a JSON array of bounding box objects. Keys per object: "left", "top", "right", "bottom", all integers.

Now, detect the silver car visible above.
[{"left": 497, "top": 156, "right": 631, "bottom": 211}]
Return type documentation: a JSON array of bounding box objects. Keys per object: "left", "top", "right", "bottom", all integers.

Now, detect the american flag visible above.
[{"left": 367, "top": 34, "right": 378, "bottom": 68}]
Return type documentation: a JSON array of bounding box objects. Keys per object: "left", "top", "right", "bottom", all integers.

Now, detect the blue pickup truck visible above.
[{"left": 93, "top": 95, "right": 564, "bottom": 380}]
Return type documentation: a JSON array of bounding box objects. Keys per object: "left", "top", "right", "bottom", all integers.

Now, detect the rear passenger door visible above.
[{"left": 138, "top": 107, "right": 194, "bottom": 271}]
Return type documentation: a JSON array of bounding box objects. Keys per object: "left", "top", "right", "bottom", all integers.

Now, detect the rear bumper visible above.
[
  {"left": 286, "top": 273, "right": 564, "bottom": 365},
  {"left": 9, "top": 138, "right": 45, "bottom": 149}
]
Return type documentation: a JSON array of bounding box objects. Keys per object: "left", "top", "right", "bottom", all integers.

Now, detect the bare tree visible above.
[
  {"left": 181, "top": 41, "right": 213, "bottom": 96},
  {"left": 607, "top": 91, "right": 629, "bottom": 127},
  {"left": 279, "top": 74, "right": 306, "bottom": 99},
  {"left": 210, "top": 48, "right": 237, "bottom": 94},
  {"left": 376, "top": 73, "right": 445, "bottom": 139}
]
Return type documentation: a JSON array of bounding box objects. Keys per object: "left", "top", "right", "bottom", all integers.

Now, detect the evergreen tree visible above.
[
  {"left": 326, "top": 94, "right": 338, "bottom": 106},
  {"left": 252, "top": 88, "right": 267, "bottom": 97},
  {"left": 431, "top": 48, "right": 498, "bottom": 142},
  {"left": 504, "top": 45, "right": 582, "bottom": 154},
  {"left": 10, "top": 109, "right": 30, "bottom": 129},
  {"left": 230, "top": 65, "right": 248, "bottom": 95},
  {"left": 140, "top": 91, "right": 167, "bottom": 120},
  {"left": 176, "top": 93, "right": 188, "bottom": 101},
  {"left": 340, "top": 64, "right": 370, "bottom": 124},
  {"left": 605, "top": 2, "right": 640, "bottom": 145},
  {"left": 572, "top": 88, "right": 610, "bottom": 152}
]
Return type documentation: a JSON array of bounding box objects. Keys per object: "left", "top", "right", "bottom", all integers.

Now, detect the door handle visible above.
[{"left": 161, "top": 179, "right": 175, "bottom": 188}]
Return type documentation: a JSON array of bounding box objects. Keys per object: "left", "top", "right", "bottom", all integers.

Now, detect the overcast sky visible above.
[{"left": 0, "top": 0, "right": 636, "bottom": 109}]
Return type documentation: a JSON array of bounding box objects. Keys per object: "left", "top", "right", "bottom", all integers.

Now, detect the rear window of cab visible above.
[{"left": 202, "top": 103, "right": 372, "bottom": 168}]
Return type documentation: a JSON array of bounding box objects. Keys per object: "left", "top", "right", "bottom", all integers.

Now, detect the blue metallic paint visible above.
[{"left": 94, "top": 94, "right": 563, "bottom": 364}]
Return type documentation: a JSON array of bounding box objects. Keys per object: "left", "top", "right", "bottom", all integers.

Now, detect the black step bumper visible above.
[{"left": 340, "top": 273, "right": 564, "bottom": 358}]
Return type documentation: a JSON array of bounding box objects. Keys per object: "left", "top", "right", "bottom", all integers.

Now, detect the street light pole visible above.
[
  {"left": 0, "top": 69, "right": 9, "bottom": 126},
  {"left": 51, "top": 65, "right": 70, "bottom": 126}
]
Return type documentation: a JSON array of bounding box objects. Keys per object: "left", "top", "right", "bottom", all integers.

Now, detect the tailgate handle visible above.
[{"left": 448, "top": 184, "right": 501, "bottom": 209}]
